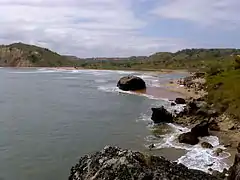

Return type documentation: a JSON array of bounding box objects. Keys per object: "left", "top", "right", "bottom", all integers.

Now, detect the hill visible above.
[
  {"left": 0, "top": 43, "right": 81, "bottom": 67},
  {"left": 78, "top": 48, "right": 240, "bottom": 71}
]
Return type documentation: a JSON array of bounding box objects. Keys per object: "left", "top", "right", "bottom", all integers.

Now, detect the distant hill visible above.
[
  {"left": 78, "top": 48, "right": 240, "bottom": 71},
  {"left": 1, "top": 43, "right": 240, "bottom": 70},
  {"left": 0, "top": 43, "right": 81, "bottom": 67}
]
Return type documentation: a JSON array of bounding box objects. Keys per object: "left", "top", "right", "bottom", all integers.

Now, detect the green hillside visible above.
[
  {"left": 78, "top": 48, "right": 239, "bottom": 71},
  {"left": 0, "top": 43, "right": 81, "bottom": 67}
]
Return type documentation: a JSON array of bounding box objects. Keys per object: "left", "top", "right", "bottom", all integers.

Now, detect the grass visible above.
[{"left": 206, "top": 64, "right": 240, "bottom": 120}]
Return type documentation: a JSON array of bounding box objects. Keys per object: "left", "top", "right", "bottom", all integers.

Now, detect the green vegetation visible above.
[
  {"left": 0, "top": 43, "right": 82, "bottom": 67},
  {"left": 78, "top": 49, "right": 239, "bottom": 71},
  {"left": 206, "top": 55, "right": 240, "bottom": 120}
]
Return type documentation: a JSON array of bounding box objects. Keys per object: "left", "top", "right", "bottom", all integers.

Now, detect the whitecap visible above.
[
  {"left": 98, "top": 86, "right": 169, "bottom": 101},
  {"left": 144, "top": 122, "right": 231, "bottom": 173}
]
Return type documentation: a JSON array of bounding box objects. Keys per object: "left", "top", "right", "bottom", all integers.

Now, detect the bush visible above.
[{"left": 234, "top": 55, "right": 240, "bottom": 69}]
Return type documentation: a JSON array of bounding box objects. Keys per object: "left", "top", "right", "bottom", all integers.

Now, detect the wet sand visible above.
[
  {"left": 164, "top": 80, "right": 207, "bottom": 99},
  {"left": 134, "top": 87, "right": 184, "bottom": 100}
]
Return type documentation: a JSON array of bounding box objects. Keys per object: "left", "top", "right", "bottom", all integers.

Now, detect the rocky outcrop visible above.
[
  {"left": 117, "top": 75, "right": 146, "bottom": 91},
  {"left": 174, "top": 98, "right": 218, "bottom": 126},
  {"left": 151, "top": 106, "right": 173, "bottom": 124},
  {"left": 69, "top": 146, "right": 220, "bottom": 180},
  {"left": 178, "top": 132, "right": 199, "bottom": 145},
  {"left": 178, "top": 121, "right": 209, "bottom": 145},
  {"left": 177, "top": 73, "right": 206, "bottom": 92},
  {"left": 191, "top": 121, "right": 209, "bottom": 137}
]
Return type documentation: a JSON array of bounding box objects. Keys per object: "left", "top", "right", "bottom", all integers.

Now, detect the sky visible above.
[{"left": 0, "top": 0, "right": 240, "bottom": 57}]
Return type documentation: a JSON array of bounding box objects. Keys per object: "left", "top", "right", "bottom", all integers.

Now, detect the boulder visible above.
[
  {"left": 171, "top": 102, "right": 176, "bottom": 106},
  {"left": 191, "top": 121, "right": 209, "bottom": 137},
  {"left": 175, "top": 98, "right": 186, "bottom": 104},
  {"left": 151, "top": 106, "right": 173, "bottom": 124},
  {"left": 69, "top": 146, "right": 218, "bottom": 180},
  {"left": 201, "top": 142, "right": 213, "bottom": 149},
  {"left": 178, "top": 132, "right": 199, "bottom": 145},
  {"left": 117, "top": 75, "right": 146, "bottom": 91}
]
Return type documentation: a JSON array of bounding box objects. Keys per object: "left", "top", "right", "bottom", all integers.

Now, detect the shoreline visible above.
[
  {"left": 164, "top": 73, "right": 239, "bottom": 167},
  {"left": 0, "top": 66, "right": 189, "bottom": 74}
]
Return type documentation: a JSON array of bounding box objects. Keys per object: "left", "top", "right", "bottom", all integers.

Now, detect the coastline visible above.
[
  {"left": 1, "top": 66, "right": 189, "bottom": 74},
  {"left": 163, "top": 73, "right": 239, "bottom": 167}
]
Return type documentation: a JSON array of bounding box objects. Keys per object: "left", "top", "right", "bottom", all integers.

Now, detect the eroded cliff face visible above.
[
  {"left": 0, "top": 47, "right": 33, "bottom": 67},
  {"left": 69, "top": 146, "right": 220, "bottom": 180}
]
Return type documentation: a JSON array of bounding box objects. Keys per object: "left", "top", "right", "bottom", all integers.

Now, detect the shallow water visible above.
[{"left": 0, "top": 68, "right": 230, "bottom": 180}]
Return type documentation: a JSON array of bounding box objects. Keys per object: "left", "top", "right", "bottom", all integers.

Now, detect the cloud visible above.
[
  {"left": 152, "top": 0, "right": 240, "bottom": 28},
  {"left": 0, "top": 0, "right": 187, "bottom": 57}
]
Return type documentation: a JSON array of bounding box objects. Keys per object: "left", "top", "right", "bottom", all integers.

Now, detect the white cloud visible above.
[
  {"left": 0, "top": 0, "right": 187, "bottom": 57},
  {"left": 152, "top": 0, "right": 240, "bottom": 28}
]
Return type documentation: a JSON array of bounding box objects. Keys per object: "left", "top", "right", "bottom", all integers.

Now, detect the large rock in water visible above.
[
  {"left": 178, "top": 132, "right": 199, "bottom": 145},
  {"left": 151, "top": 106, "right": 173, "bottom": 124},
  {"left": 117, "top": 75, "right": 146, "bottom": 91},
  {"left": 69, "top": 146, "right": 219, "bottom": 180}
]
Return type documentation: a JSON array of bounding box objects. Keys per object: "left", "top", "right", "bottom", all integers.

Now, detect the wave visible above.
[
  {"left": 144, "top": 123, "right": 230, "bottom": 173},
  {"left": 98, "top": 86, "right": 169, "bottom": 101},
  {"left": 95, "top": 79, "right": 108, "bottom": 83}
]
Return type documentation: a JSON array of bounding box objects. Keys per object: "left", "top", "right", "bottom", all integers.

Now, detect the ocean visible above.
[{"left": 0, "top": 68, "right": 230, "bottom": 180}]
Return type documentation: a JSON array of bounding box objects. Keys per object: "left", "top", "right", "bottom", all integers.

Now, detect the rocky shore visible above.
[
  {"left": 69, "top": 72, "right": 240, "bottom": 180},
  {"left": 171, "top": 73, "right": 240, "bottom": 149},
  {"left": 69, "top": 146, "right": 220, "bottom": 180}
]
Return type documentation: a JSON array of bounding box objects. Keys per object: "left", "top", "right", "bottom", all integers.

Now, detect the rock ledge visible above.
[{"left": 69, "top": 146, "right": 220, "bottom": 180}]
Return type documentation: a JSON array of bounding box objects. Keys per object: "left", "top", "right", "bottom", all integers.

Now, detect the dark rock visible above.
[
  {"left": 148, "top": 144, "right": 155, "bottom": 150},
  {"left": 117, "top": 75, "right": 146, "bottom": 91},
  {"left": 171, "top": 102, "right": 176, "bottom": 106},
  {"left": 228, "top": 153, "right": 240, "bottom": 180},
  {"left": 201, "top": 142, "right": 213, "bottom": 149},
  {"left": 191, "top": 121, "right": 209, "bottom": 137},
  {"left": 214, "top": 148, "right": 223, "bottom": 156},
  {"left": 151, "top": 106, "right": 173, "bottom": 124},
  {"left": 178, "top": 132, "right": 199, "bottom": 145},
  {"left": 69, "top": 146, "right": 219, "bottom": 180},
  {"left": 209, "top": 120, "right": 220, "bottom": 131},
  {"left": 175, "top": 98, "right": 186, "bottom": 104}
]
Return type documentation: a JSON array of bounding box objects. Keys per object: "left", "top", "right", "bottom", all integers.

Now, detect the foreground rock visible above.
[
  {"left": 151, "top": 106, "right": 173, "bottom": 124},
  {"left": 69, "top": 146, "right": 220, "bottom": 180},
  {"left": 117, "top": 75, "right": 146, "bottom": 91},
  {"left": 228, "top": 153, "right": 240, "bottom": 180},
  {"left": 178, "top": 121, "right": 209, "bottom": 145}
]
